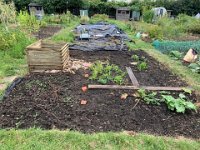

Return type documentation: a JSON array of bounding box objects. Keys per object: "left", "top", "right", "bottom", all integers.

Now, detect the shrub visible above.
[
  {"left": 17, "top": 11, "right": 46, "bottom": 31},
  {"left": 187, "top": 23, "right": 200, "bottom": 34},
  {"left": 90, "top": 14, "right": 109, "bottom": 24},
  {"left": 0, "top": 26, "right": 33, "bottom": 58},
  {"left": 148, "top": 26, "right": 163, "bottom": 39},
  {"left": 80, "top": 16, "right": 90, "bottom": 24},
  {"left": 143, "top": 10, "right": 154, "bottom": 23},
  {"left": 0, "top": 1, "right": 16, "bottom": 25}
]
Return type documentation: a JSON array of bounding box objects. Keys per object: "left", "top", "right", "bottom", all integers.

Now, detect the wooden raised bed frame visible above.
[{"left": 26, "top": 40, "right": 69, "bottom": 72}]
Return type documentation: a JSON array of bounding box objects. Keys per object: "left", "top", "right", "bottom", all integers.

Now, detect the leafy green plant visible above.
[
  {"left": 137, "top": 61, "right": 148, "bottom": 71},
  {"left": 89, "top": 61, "right": 126, "bottom": 85},
  {"left": 137, "top": 89, "right": 197, "bottom": 113},
  {"left": 131, "top": 55, "right": 139, "bottom": 62},
  {"left": 182, "top": 88, "right": 192, "bottom": 95},
  {"left": 162, "top": 93, "right": 197, "bottom": 113},
  {"left": 188, "top": 62, "right": 200, "bottom": 74},
  {"left": 137, "top": 89, "right": 162, "bottom": 105},
  {"left": 169, "top": 51, "right": 183, "bottom": 60}
]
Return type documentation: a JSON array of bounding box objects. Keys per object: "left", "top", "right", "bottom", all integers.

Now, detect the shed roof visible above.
[
  {"left": 116, "top": 7, "right": 130, "bottom": 11},
  {"left": 28, "top": 3, "right": 42, "bottom": 7}
]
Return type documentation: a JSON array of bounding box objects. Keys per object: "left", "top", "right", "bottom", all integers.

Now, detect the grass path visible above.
[{"left": 0, "top": 129, "right": 199, "bottom": 150}]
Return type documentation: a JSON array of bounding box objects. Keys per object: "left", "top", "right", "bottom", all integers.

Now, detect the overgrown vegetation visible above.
[
  {"left": 143, "top": 10, "right": 154, "bottom": 23},
  {"left": 89, "top": 61, "right": 126, "bottom": 85},
  {"left": 0, "top": 26, "right": 33, "bottom": 58},
  {"left": 0, "top": 1, "right": 33, "bottom": 80},
  {"left": 0, "top": 0, "right": 16, "bottom": 25},
  {"left": 17, "top": 11, "right": 47, "bottom": 32},
  {"left": 51, "top": 12, "right": 79, "bottom": 43}
]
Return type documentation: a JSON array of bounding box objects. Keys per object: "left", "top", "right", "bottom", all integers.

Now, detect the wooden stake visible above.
[{"left": 126, "top": 67, "right": 139, "bottom": 86}]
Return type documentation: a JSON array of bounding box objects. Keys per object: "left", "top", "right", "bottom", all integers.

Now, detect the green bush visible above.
[
  {"left": 43, "top": 12, "right": 78, "bottom": 25},
  {"left": 91, "top": 14, "right": 109, "bottom": 22},
  {"left": 187, "top": 23, "right": 200, "bottom": 34},
  {"left": 148, "top": 26, "right": 163, "bottom": 39},
  {"left": 155, "top": 15, "right": 200, "bottom": 39},
  {"left": 143, "top": 10, "right": 154, "bottom": 23},
  {"left": 0, "top": 26, "right": 33, "bottom": 58},
  {"left": 17, "top": 11, "right": 46, "bottom": 31}
]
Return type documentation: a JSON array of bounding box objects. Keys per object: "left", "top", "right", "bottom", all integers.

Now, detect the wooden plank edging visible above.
[{"left": 88, "top": 85, "right": 191, "bottom": 91}]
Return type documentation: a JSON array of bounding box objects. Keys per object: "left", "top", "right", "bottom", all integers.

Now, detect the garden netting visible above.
[
  {"left": 153, "top": 40, "right": 200, "bottom": 53},
  {"left": 69, "top": 22, "right": 130, "bottom": 51}
]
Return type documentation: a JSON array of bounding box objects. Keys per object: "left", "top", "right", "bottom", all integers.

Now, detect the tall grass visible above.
[
  {"left": 17, "top": 11, "right": 47, "bottom": 32},
  {"left": 0, "top": 26, "right": 33, "bottom": 59}
]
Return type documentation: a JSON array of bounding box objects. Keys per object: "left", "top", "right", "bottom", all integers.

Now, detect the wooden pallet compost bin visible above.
[{"left": 26, "top": 40, "right": 69, "bottom": 72}]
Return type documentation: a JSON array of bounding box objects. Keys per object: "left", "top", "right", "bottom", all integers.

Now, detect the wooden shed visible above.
[
  {"left": 116, "top": 7, "right": 131, "bottom": 21},
  {"left": 28, "top": 3, "right": 44, "bottom": 18},
  {"left": 26, "top": 40, "right": 69, "bottom": 72}
]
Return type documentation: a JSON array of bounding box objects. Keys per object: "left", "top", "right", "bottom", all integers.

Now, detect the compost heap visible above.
[{"left": 69, "top": 22, "right": 130, "bottom": 51}]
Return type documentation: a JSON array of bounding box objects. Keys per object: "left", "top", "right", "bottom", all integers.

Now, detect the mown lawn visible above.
[{"left": 0, "top": 129, "right": 199, "bottom": 150}]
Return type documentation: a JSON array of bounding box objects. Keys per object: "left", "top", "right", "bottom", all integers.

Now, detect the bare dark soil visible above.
[
  {"left": 35, "top": 25, "right": 62, "bottom": 39},
  {"left": 0, "top": 50, "right": 199, "bottom": 139}
]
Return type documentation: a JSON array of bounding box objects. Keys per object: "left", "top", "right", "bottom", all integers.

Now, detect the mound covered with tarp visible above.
[{"left": 69, "top": 22, "right": 130, "bottom": 51}]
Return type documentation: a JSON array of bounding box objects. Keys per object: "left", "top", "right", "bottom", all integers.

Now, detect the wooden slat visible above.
[
  {"left": 26, "top": 40, "right": 70, "bottom": 73},
  {"left": 29, "top": 65, "right": 63, "bottom": 71},
  {"left": 126, "top": 67, "right": 139, "bottom": 86},
  {"left": 26, "top": 40, "right": 41, "bottom": 50},
  {"left": 62, "top": 59, "right": 69, "bottom": 68},
  {"left": 61, "top": 47, "right": 69, "bottom": 54},
  {"left": 88, "top": 85, "right": 190, "bottom": 91},
  {"left": 62, "top": 56, "right": 69, "bottom": 64},
  {"left": 62, "top": 51, "right": 69, "bottom": 58}
]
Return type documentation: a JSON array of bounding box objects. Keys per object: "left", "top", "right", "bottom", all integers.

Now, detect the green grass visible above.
[
  {"left": 0, "top": 52, "right": 27, "bottom": 99},
  {"left": 0, "top": 129, "right": 199, "bottom": 150},
  {"left": 51, "top": 21, "right": 80, "bottom": 43},
  {"left": 0, "top": 52, "right": 27, "bottom": 80}
]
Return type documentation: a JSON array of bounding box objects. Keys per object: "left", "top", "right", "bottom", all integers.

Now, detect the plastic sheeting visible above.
[
  {"left": 69, "top": 22, "right": 130, "bottom": 51},
  {"left": 1, "top": 77, "right": 23, "bottom": 100},
  {"left": 195, "top": 13, "right": 200, "bottom": 19},
  {"left": 153, "top": 40, "right": 200, "bottom": 53}
]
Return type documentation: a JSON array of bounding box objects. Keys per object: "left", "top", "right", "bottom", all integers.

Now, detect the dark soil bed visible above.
[
  {"left": 35, "top": 25, "right": 62, "bottom": 39},
  {"left": 0, "top": 50, "right": 199, "bottom": 139}
]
